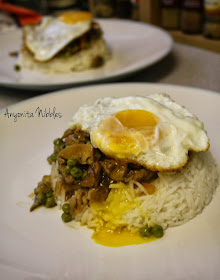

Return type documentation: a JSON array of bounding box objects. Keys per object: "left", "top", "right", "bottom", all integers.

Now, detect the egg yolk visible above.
[
  {"left": 115, "top": 110, "right": 158, "bottom": 129},
  {"left": 92, "top": 110, "right": 159, "bottom": 159},
  {"left": 92, "top": 228, "right": 157, "bottom": 247},
  {"left": 90, "top": 182, "right": 157, "bottom": 247},
  {"left": 90, "top": 183, "right": 136, "bottom": 226},
  {"left": 58, "top": 11, "right": 92, "bottom": 24}
]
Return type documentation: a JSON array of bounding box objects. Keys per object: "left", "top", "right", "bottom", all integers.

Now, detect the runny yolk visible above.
[
  {"left": 115, "top": 110, "right": 158, "bottom": 130},
  {"left": 92, "top": 228, "right": 157, "bottom": 247},
  {"left": 90, "top": 183, "right": 158, "bottom": 247},
  {"left": 92, "top": 110, "right": 159, "bottom": 158},
  {"left": 58, "top": 11, "right": 92, "bottom": 24}
]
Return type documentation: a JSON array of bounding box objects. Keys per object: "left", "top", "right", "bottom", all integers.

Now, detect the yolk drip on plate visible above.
[
  {"left": 90, "top": 182, "right": 157, "bottom": 247},
  {"left": 92, "top": 228, "right": 157, "bottom": 247}
]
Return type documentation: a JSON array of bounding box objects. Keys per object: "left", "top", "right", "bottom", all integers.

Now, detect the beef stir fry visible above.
[{"left": 30, "top": 127, "right": 158, "bottom": 223}]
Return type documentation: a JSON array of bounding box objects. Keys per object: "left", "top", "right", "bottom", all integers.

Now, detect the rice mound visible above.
[
  {"left": 19, "top": 38, "right": 110, "bottom": 74},
  {"left": 55, "top": 151, "right": 218, "bottom": 232}
]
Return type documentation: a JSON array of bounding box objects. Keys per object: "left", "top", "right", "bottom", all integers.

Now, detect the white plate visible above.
[
  {"left": 0, "top": 19, "right": 172, "bottom": 91},
  {"left": 0, "top": 83, "right": 219, "bottom": 280}
]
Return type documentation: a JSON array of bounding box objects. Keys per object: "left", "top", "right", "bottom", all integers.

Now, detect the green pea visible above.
[
  {"left": 139, "top": 225, "right": 152, "bottom": 237},
  {"left": 65, "top": 165, "right": 71, "bottom": 174},
  {"left": 37, "top": 192, "right": 46, "bottom": 204},
  {"left": 61, "top": 212, "right": 72, "bottom": 223},
  {"left": 45, "top": 196, "right": 56, "bottom": 208},
  {"left": 62, "top": 203, "right": 70, "bottom": 214},
  {"left": 54, "top": 139, "right": 65, "bottom": 153},
  {"left": 70, "top": 167, "right": 83, "bottom": 179},
  {"left": 47, "top": 153, "right": 57, "bottom": 164},
  {"left": 14, "top": 64, "right": 21, "bottom": 71},
  {"left": 47, "top": 155, "right": 52, "bottom": 165},
  {"left": 53, "top": 138, "right": 64, "bottom": 146},
  {"left": 67, "top": 158, "right": 78, "bottom": 167},
  {"left": 46, "top": 190, "right": 53, "bottom": 198},
  {"left": 152, "top": 225, "right": 164, "bottom": 238}
]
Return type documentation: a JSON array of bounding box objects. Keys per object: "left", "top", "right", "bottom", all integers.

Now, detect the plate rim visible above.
[{"left": 0, "top": 82, "right": 219, "bottom": 113}]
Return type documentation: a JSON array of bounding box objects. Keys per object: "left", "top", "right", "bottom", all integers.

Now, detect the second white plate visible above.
[{"left": 0, "top": 19, "right": 173, "bottom": 90}]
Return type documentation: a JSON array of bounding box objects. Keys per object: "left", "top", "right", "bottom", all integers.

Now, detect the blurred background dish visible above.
[{"left": 0, "top": 19, "right": 173, "bottom": 90}]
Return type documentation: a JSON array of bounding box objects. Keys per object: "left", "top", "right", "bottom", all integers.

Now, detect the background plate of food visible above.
[
  {"left": 0, "top": 83, "right": 219, "bottom": 279},
  {"left": 0, "top": 14, "right": 172, "bottom": 90}
]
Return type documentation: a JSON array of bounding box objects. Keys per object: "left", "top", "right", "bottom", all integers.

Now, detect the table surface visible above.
[{"left": 0, "top": 42, "right": 219, "bottom": 110}]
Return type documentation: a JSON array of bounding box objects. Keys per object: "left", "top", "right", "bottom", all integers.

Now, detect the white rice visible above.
[
  {"left": 83, "top": 151, "right": 218, "bottom": 231},
  {"left": 19, "top": 38, "right": 110, "bottom": 74},
  {"left": 52, "top": 151, "right": 219, "bottom": 232}
]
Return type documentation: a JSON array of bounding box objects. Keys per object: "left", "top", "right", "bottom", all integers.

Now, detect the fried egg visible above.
[
  {"left": 69, "top": 94, "right": 209, "bottom": 171},
  {"left": 23, "top": 11, "right": 92, "bottom": 62}
]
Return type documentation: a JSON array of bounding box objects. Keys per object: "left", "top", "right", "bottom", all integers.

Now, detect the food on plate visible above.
[
  {"left": 30, "top": 94, "right": 219, "bottom": 247},
  {"left": 19, "top": 11, "right": 110, "bottom": 73}
]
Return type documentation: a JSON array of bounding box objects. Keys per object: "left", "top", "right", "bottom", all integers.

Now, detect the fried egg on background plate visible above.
[
  {"left": 23, "top": 11, "right": 92, "bottom": 62},
  {"left": 69, "top": 94, "right": 209, "bottom": 172}
]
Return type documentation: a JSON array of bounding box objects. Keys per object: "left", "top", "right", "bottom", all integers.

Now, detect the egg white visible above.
[
  {"left": 23, "top": 16, "right": 91, "bottom": 62},
  {"left": 69, "top": 94, "right": 210, "bottom": 171}
]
